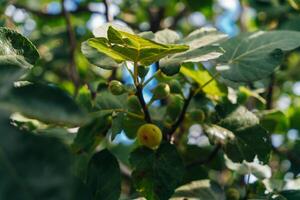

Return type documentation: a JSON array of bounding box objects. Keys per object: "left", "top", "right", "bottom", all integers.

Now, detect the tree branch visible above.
[
  {"left": 103, "top": 0, "right": 113, "bottom": 22},
  {"left": 61, "top": 0, "right": 80, "bottom": 96},
  {"left": 186, "top": 144, "right": 222, "bottom": 168},
  {"left": 266, "top": 73, "right": 275, "bottom": 109},
  {"left": 136, "top": 84, "right": 152, "bottom": 123},
  {"left": 166, "top": 88, "right": 195, "bottom": 140}
]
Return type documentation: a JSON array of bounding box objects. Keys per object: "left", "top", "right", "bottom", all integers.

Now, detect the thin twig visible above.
[
  {"left": 186, "top": 144, "right": 222, "bottom": 168},
  {"left": 103, "top": 0, "right": 113, "bottom": 22},
  {"left": 167, "top": 72, "right": 220, "bottom": 140},
  {"left": 136, "top": 84, "right": 152, "bottom": 123},
  {"left": 166, "top": 88, "right": 195, "bottom": 140},
  {"left": 61, "top": 0, "right": 80, "bottom": 96},
  {"left": 266, "top": 73, "right": 275, "bottom": 109},
  {"left": 142, "top": 69, "right": 160, "bottom": 87},
  {"left": 132, "top": 62, "right": 152, "bottom": 123}
]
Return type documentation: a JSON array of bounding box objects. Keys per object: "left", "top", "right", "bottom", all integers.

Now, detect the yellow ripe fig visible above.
[{"left": 137, "top": 124, "right": 162, "bottom": 149}]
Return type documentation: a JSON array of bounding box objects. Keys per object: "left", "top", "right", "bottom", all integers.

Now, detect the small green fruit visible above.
[
  {"left": 166, "top": 94, "right": 184, "bottom": 121},
  {"left": 190, "top": 109, "right": 205, "bottom": 123},
  {"left": 127, "top": 95, "right": 142, "bottom": 114},
  {"left": 137, "top": 124, "right": 162, "bottom": 149},
  {"left": 108, "top": 80, "right": 125, "bottom": 95},
  {"left": 152, "top": 83, "right": 170, "bottom": 100},
  {"left": 138, "top": 65, "right": 150, "bottom": 79},
  {"left": 169, "top": 79, "right": 182, "bottom": 94},
  {"left": 160, "top": 64, "right": 181, "bottom": 76}
]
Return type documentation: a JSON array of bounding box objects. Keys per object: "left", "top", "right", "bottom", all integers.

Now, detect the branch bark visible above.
[
  {"left": 166, "top": 88, "right": 195, "bottom": 140},
  {"left": 61, "top": 0, "right": 80, "bottom": 96},
  {"left": 136, "top": 84, "right": 152, "bottom": 123},
  {"left": 266, "top": 73, "right": 275, "bottom": 109}
]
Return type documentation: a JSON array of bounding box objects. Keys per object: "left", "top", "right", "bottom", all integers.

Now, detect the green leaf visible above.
[
  {"left": 86, "top": 149, "right": 121, "bottom": 200},
  {"left": 129, "top": 143, "right": 185, "bottom": 200},
  {"left": 0, "top": 27, "right": 39, "bottom": 66},
  {"left": 171, "top": 180, "right": 225, "bottom": 200},
  {"left": 280, "top": 190, "right": 300, "bottom": 199},
  {"left": 225, "top": 156, "right": 271, "bottom": 179},
  {"left": 0, "top": 27, "right": 39, "bottom": 95},
  {"left": 111, "top": 112, "right": 125, "bottom": 140},
  {"left": 81, "top": 41, "right": 119, "bottom": 70},
  {"left": 154, "top": 29, "right": 180, "bottom": 44},
  {"left": 218, "top": 31, "right": 300, "bottom": 82},
  {"left": 257, "top": 110, "right": 289, "bottom": 134},
  {"left": 0, "top": 83, "right": 86, "bottom": 126},
  {"left": 218, "top": 105, "right": 259, "bottom": 131},
  {"left": 87, "top": 26, "right": 189, "bottom": 66},
  {"left": 95, "top": 91, "right": 127, "bottom": 110},
  {"left": 217, "top": 104, "right": 272, "bottom": 163},
  {"left": 160, "top": 27, "right": 227, "bottom": 67},
  {"left": 123, "top": 115, "right": 145, "bottom": 139},
  {"left": 0, "top": 113, "right": 88, "bottom": 200},
  {"left": 180, "top": 64, "right": 227, "bottom": 100},
  {"left": 203, "top": 124, "right": 235, "bottom": 145},
  {"left": 71, "top": 114, "right": 110, "bottom": 154}
]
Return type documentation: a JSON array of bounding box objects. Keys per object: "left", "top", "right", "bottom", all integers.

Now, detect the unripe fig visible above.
[
  {"left": 127, "top": 95, "right": 142, "bottom": 114},
  {"left": 160, "top": 64, "right": 181, "bottom": 76},
  {"left": 108, "top": 80, "right": 125, "bottom": 95},
  {"left": 190, "top": 109, "right": 205, "bottom": 123},
  {"left": 152, "top": 83, "right": 170, "bottom": 100},
  {"left": 137, "top": 123, "right": 162, "bottom": 149},
  {"left": 169, "top": 79, "right": 182, "bottom": 94},
  {"left": 166, "top": 94, "right": 184, "bottom": 121},
  {"left": 138, "top": 65, "right": 150, "bottom": 79}
]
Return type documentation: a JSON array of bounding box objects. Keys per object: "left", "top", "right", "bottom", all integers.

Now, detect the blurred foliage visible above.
[{"left": 1, "top": 0, "right": 300, "bottom": 199}]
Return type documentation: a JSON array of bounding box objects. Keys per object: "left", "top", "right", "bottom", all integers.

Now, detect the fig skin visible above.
[
  {"left": 152, "top": 83, "right": 170, "bottom": 100},
  {"left": 137, "top": 124, "right": 162, "bottom": 149},
  {"left": 108, "top": 80, "right": 125, "bottom": 95}
]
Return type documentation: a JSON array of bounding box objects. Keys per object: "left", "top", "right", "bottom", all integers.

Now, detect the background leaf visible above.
[
  {"left": 171, "top": 180, "right": 225, "bottom": 200},
  {"left": 129, "top": 143, "right": 185, "bottom": 200},
  {"left": 0, "top": 83, "right": 86, "bottom": 126},
  {"left": 86, "top": 149, "right": 121, "bottom": 200},
  {"left": 218, "top": 31, "right": 300, "bottom": 82},
  {"left": 0, "top": 27, "right": 39, "bottom": 96}
]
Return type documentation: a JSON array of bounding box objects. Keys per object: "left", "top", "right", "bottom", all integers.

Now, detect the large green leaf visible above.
[
  {"left": 218, "top": 31, "right": 300, "bottom": 82},
  {"left": 0, "top": 113, "right": 89, "bottom": 200},
  {"left": 154, "top": 29, "right": 180, "bottom": 44},
  {"left": 95, "top": 91, "right": 127, "bottom": 110},
  {"left": 81, "top": 41, "right": 119, "bottom": 70},
  {"left": 160, "top": 27, "right": 227, "bottom": 67},
  {"left": 257, "top": 110, "right": 289, "bottom": 134},
  {"left": 0, "top": 83, "right": 86, "bottom": 126},
  {"left": 129, "top": 143, "right": 185, "bottom": 200},
  {"left": 87, "top": 26, "right": 188, "bottom": 66},
  {"left": 203, "top": 124, "right": 235, "bottom": 145},
  {"left": 0, "top": 28, "right": 39, "bottom": 96},
  {"left": 71, "top": 113, "right": 111, "bottom": 154},
  {"left": 86, "top": 149, "right": 121, "bottom": 200},
  {"left": 180, "top": 64, "right": 227, "bottom": 100},
  {"left": 171, "top": 180, "right": 225, "bottom": 200},
  {"left": 216, "top": 104, "right": 272, "bottom": 163}
]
